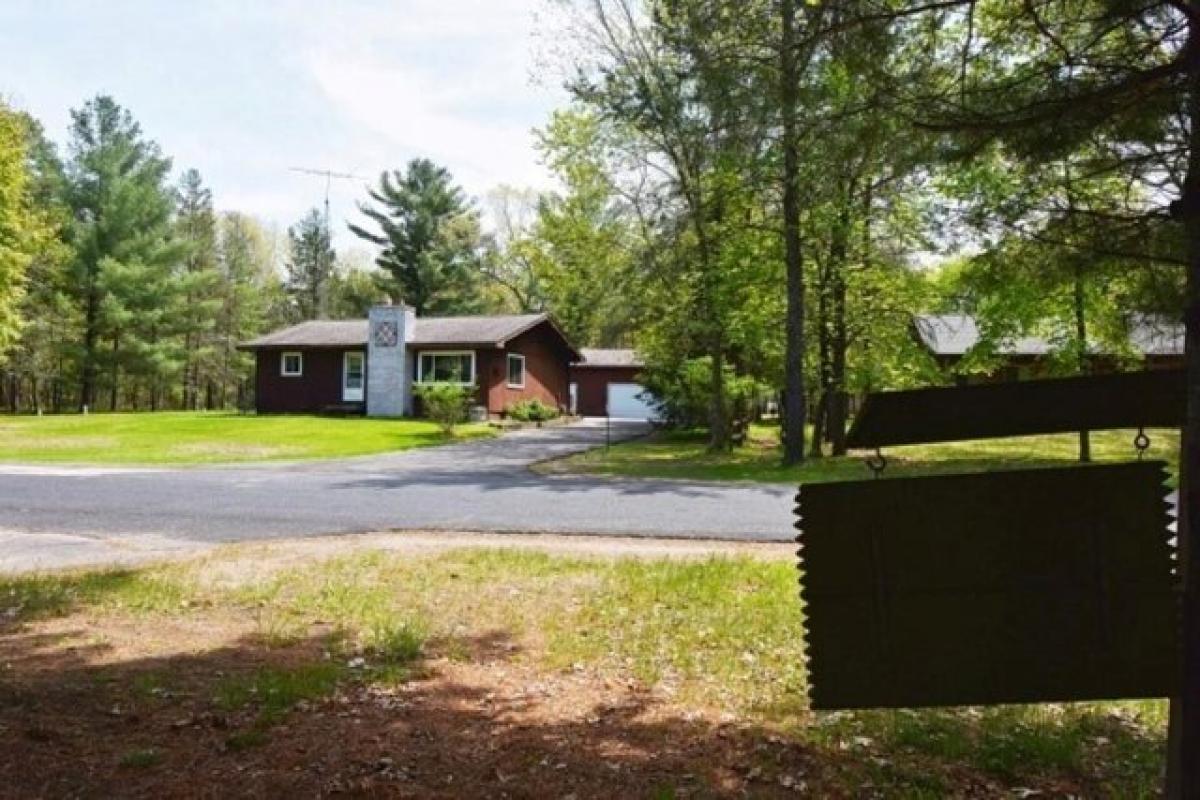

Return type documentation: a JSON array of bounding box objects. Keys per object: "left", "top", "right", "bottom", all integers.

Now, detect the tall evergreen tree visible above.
[
  {"left": 348, "top": 158, "right": 486, "bottom": 315},
  {"left": 175, "top": 168, "right": 221, "bottom": 408},
  {"left": 62, "top": 96, "right": 180, "bottom": 410},
  {"left": 285, "top": 209, "right": 335, "bottom": 320}
]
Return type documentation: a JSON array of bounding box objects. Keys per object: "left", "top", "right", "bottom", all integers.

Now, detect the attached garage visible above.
[
  {"left": 568, "top": 348, "right": 658, "bottom": 420},
  {"left": 606, "top": 382, "right": 656, "bottom": 420}
]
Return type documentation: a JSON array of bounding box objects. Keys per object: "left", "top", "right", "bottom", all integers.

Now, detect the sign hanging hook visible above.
[
  {"left": 1134, "top": 427, "right": 1151, "bottom": 461},
  {"left": 865, "top": 447, "right": 888, "bottom": 479}
]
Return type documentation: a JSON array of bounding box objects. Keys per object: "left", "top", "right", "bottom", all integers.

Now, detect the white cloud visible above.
[{"left": 302, "top": 0, "right": 566, "bottom": 206}]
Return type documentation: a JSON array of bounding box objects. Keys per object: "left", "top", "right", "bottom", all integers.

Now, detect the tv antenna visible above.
[{"left": 288, "top": 166, "right": 365, "bottom": 228}]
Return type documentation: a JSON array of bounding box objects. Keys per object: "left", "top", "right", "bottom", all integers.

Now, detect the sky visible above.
[{"left": 0, "top": 0, "right": 570, "bottom": 247}]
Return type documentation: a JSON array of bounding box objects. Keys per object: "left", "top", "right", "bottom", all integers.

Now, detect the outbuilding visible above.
[{"left": 568, "top": 348, "right": 657, "bottom": 419}]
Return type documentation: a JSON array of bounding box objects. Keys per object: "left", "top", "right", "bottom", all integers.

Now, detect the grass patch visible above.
[
  {"left": 119, "top": 748, "right": 163, "bottom": 768},
  {"left": 543, "top": 556, "right": 807, "bottom": 713},
  {"left": 0, "top": 567, "right": 195, "bottom": 620},
  {"left": 9, "top": 545, "right": 1168, "bottom": 794},
  {"left": 214, "top": 662, "right": 343, "bottom": 724},
  {"left": 557, "top": 423, "right": 1180, "bottom": 484},
  {"left": 0, "top": 411, "right": 494, "bottom": 465}
]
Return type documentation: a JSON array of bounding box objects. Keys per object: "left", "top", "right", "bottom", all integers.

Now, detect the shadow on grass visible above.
[{"left": 0, "top": 618, "right": 1167, "bottom": 799}]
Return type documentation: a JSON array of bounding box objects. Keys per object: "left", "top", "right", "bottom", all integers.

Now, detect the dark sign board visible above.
[
  {"left": 847, "top": 369, "right": 1186, "bottom": 449},
  {"left": 797, "top": 461, "right": 1178, "bottom": 709}
]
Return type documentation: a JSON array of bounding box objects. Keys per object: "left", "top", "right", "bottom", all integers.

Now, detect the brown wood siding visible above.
[
  {"left": 568, "top": 365, "right": 642, "bottom": 416},
  {"left": 252, "top": 319, "right": 574, "bottom": 417},
  {"left": 488, "top": 326, "right": 572, "bottom": 415},
  {"left": 410, "top": 321, "right": 573, "bottom": 416},
  {"left": 254, "top": 347, "right": 365, "bottom": 413}
]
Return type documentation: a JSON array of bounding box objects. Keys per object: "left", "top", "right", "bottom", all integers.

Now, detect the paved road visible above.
[{"left": 0, "top": 419, "right": 796, "bottom": 571}]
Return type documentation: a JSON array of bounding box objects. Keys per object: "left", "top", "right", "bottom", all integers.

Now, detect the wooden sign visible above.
[
  {"left": 847, "top": 369, "right": 1185, "bottom": 448},
  {"left": 797, "top": 461, "right": 1179, "bottom": 709}
]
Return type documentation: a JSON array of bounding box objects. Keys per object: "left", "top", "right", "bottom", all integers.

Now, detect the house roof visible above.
[
  {"left": 914, "top": 314, "right": 1184, "bottom": 357},
  {"left": 409, "top": 314, "right": 546, "bottom": 346},
  {"left": 241, "top": 320, "right": 369, "bottom": 349},
  {"left": 240, "top": 313, "right": 580, "bottom": 358},
  {"left": 574, "top": 348, "right": 644, "bottom": 368}
]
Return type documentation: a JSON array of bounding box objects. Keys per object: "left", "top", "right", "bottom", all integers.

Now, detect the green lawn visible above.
[
  {"left": 0, "top": 412, "right": 495, "bottom": 465},
  {"left": 553, "top": 423, "right": 1180, "bottom": 484}
]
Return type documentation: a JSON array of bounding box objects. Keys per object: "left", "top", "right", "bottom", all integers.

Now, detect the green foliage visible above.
[
  {"left": 285, "top": 208, "right": 335, "bottom": 320},
  {"left": 327, "top": 263, "right": 385, "bottom": 318},
  {"left": 640, "top": 356, "right": 759, "bottom": 431},
  {"left": 174, "top": 168, "right": 223, "bottom": 409},
  {"left": 0, "top": 102, "right": 54, "bottom": 361},
  {"left": 506, "top": 397, "right": 559, "bottom": 423},
  {"left": 210, "top": 212, "right": 283, "bottom": 408},
  {"left": 415, "top": 383, "right": 472, "bottom": 434},
  {"left": 524, "top": 110, "right": 640, "bottom": 346},
  {"left": 63, "top": 95, "right": 184, "bottom": 410},
  {"left": 3, "top": 97, "right": 286, "bottom": 412},
  {"left": 349, "top": 158, "right": 487, "bottom": 315}
]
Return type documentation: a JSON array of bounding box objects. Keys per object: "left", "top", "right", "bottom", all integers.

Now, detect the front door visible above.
[{"left": 343, "top": 351, "right": 365, "bottom": 402}]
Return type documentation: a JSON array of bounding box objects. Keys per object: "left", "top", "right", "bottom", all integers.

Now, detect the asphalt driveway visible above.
[{"left": 0, "top": 418, "right": 795, "bottom": 571}]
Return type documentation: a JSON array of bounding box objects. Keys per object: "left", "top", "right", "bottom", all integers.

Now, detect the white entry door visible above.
[
  {"left": 343, "top": 351, "right": 365, "bottom": 402},
  {"left": 606, "top": 382, "right": 656, "bottom": 420}
]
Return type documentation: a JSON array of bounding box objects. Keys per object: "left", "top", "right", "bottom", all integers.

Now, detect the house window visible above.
[
  {"left": 280, "top": 351, "right": 303, "bottom": 377},
  {"left": 507, "top": 353, "right": 526, "bottom": 388},
  {"left": 417, "top": 351, "right": 475, "bottom": 385}
]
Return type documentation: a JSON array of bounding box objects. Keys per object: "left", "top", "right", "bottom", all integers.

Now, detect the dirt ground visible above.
[
  {"left": 0, "top": 533, "right": 1155, "bottom": 798},
  {"left": 0, "top": 535, "right": 813, "bottom": 799}
]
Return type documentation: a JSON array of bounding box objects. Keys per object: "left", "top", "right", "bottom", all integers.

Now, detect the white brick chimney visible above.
[{"left": 366, "top": 304, "right": 415, "bottom": 416}]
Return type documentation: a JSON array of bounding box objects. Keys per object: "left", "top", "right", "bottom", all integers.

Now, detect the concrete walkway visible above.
[{"left": 0, "top": 418, "right": 796, "bottom": 572}]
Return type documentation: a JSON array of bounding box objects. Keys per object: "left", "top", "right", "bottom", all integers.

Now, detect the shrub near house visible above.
[{"left": 415, "top": 384, "right": 471, "bottom": 434}]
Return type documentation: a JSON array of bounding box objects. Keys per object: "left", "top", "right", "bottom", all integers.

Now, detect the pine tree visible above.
[
  {"left": 285, "top": 209, "right": 335, "bottom": 320},
  {"left": 63, "top": 96, "right": 180, "bottom": 410},
  {"left": 348, "top": 158, "right": 485, "bottom": 315},
  {"left": 175, "top": 168, "right": 221, "bottom": 408}
]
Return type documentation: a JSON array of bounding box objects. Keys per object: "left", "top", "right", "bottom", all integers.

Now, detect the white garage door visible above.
[{"left": 607, "top": 383, "right": 657, "bottom": 420}]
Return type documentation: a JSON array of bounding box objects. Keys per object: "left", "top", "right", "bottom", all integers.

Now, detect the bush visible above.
[
  {"left": 506, "top": 398, "right": 559, "bottom": 423},
  {"left": 640, "top": 356, "right": 761, "bottom": 432},
  {"left": 415, "top": 384, "right": 472, "bottom": 434}
]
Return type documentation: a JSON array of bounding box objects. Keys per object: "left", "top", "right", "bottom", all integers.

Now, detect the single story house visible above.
[
  {"left": 240, "top": 305, "right": 580, "bottom": 417},
  {"left": 914, "top": 314, "right": 1184, "bottom": 382},
  {"left": 568, "top": 348, "right": 653, "bottom": 418}
]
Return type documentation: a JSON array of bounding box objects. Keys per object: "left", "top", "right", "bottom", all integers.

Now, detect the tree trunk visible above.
[
  {"left": 827, "top": 197, "right": 851, "bottom": 456},
  {"left": 780, "top": 0, "right": 807, "bottom": 466},
  {"left": 809, "top": 390, "right": 828, "bottom": 458},
  {"left": 1073, "top": 265, "right": 1091, "bottom": 462},
  {"left": 81, "top": 285, "right": 99, "bottom": 411},
  {"left": 811, "top": 260, "right": 831, "bottom": 458},
  {"left": 829, "top": 272, "right": 849, "bottom": 456},
  {"left": 708, "top": 344, "right": 731, "bottom": 453},
  {"left": 1167, "top": 12, "right": 1200, "bottom": 796},
  {"left": 108, "top": 334, "right": 120, "bottom": 411}
]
